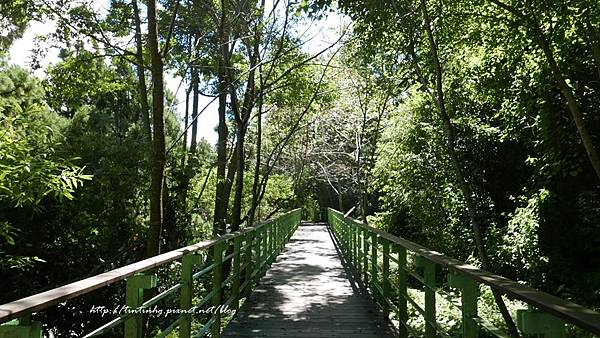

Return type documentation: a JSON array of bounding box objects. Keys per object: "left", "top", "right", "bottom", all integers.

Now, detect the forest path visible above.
[{"left": 222, "top": 222, "right": 394, "bottom": 338}]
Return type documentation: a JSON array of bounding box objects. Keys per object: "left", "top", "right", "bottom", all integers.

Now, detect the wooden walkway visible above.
[{"left": 222, "top": 222, "right": 394, "bottom": 338}]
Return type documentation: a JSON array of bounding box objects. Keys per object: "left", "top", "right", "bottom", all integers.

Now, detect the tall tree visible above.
[
  {"left": 132, "top": 0, "right": 152, "bottom": 142},
  {"left": 487, "top": 0, "right": 600, "bottom": 182},
  {"left": 145, "top": 0, "right": 166, "bottom": 257}
]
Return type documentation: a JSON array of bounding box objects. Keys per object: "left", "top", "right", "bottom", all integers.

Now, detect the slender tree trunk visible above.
[
  {"left": 132, "top": 0, "right": 151, "bottom": 143},
  {"left": 358, "top": 104, "right": 367, "bottom": 224},
  {"left": 489, "top": 0, "right": 600, "bottom": 183},
  {"left": 182, "top": 84, "right": 191, "bottom": 167},
  {"left": 536, "top": 35, "right": 600, "bottom": 181},
  {"left": 146, "top": 0, "right": 166, "bottom": 258},
  {"left": 189, "top": 68, "right": 200, "bottom": 154},
  {"left": 253, "top": 54, "right": 336, "bottom": 217},
  {"left": 230, "top": 64, "right": 257, "bottom": 230},
  {"left": 213, "top": 0, "right": 229, "bottom": 236},
  {"left": 222, "top": 143, "right": 239, "bottom": 220},
  {"left": 249, "top": 90, "right": 263, "bottom": 226},
  {"left": 179, "top": 83, "right": 193, "bottom": 229},
  {"left": 419, "top": 0, "right": 520, "bottom": 336},
  {"left": 231, "top": 126, "right": 246, "bottom": 231},
  {"left": 248, "top": 3, "right": 266, "bottom": 227}
]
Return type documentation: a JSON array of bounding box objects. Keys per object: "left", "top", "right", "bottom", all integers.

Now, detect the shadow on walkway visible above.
[{"left": 222, "top": 222, "right": 394, "bottom": 338}]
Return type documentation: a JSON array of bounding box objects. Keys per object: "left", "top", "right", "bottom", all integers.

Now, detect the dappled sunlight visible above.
[{"left": 223, "top": 222, "right": 394, "bottom": 337}]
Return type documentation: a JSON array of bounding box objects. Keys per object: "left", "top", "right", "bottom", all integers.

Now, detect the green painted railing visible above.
[
  {"left": 327, "top": 208, "right": 600, "bottom": 338},
  {"left": 0, "top": 209, "right": 302, "bottom": 338}
]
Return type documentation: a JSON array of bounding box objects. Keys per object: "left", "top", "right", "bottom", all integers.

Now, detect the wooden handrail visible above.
[
  {"left": 0, "top": 209, "right": 300, "bottom": 325},
  {"left": 328, "top": 208, "right": 600, "bottom": 335}
]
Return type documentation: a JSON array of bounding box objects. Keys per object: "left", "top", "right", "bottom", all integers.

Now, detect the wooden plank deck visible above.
[{"left": 222, "top": 222, "right": 394, "bottom": 338}]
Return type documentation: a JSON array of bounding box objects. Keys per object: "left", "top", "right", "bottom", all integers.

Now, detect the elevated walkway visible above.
[
  {"left": 223, "top": 222, "right": 393, "bottom": 337},
  {"left": 1, "top": 208, "right": 599, "bottom": 337}
]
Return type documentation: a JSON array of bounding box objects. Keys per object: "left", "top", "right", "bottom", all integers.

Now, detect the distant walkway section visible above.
[{"left": 222, "top": 222, "right": 394, "bottom": 338}]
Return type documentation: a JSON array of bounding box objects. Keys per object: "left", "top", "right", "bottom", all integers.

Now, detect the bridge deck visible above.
[{"left": 223, "top": 222, "right": 394, "bottom": 338}]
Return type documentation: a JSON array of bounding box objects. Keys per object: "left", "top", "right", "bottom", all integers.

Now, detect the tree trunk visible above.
[
  {"left": 489, "top": 0, "right": 600, "bottom": 183},
  {"left": 189, "top": 68, "right": 200, "bottom": 154},
  {"left": 222, "top": 143, "right": 239, "bottom": 223},
  {"left": 249, "top": 90, "right": 263, "bottom": 226},
  {"left": 213, "top": 0, "right": 229, "bottom": 236},
  {"left": 181, "top": 83, "right": 191, "bottom": 168},
  {"left": 231, "top": 126, "right": 246, "bottom": 231},
  {"left": 337, "top": 190, "right": 344, "bottom": 213},
  {"left": 179, "top": 83, "right": 192, "bottom": 230},
  {"left": 132, "top": 0, "right": 152, "bottom": 143},
  {"left": 146, "top": 0, "right": 166, "bottom": 258},
  {"left": 419, "top": 0, "right": 520, "bottom": 336},
  {"left": 536, "top": 34, "right": 600, "bottom": 181}
]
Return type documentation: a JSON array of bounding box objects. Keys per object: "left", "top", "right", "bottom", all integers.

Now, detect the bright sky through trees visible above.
[{"left": 8, "top": 0, "right": 348, "bottom": 145}]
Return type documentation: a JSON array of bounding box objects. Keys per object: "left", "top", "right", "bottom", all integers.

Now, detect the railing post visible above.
[
  {"left": 344, "top": 221, "right": 350, "bottom": 254},
  {"left": 355, "top": 222, "right": 361, "bottom": 272},
  {"left": 274, "top": 220, "right": 280, "bottom": 255},
  {"left": 370, "top": 232, "right": 378, "bottom": 293},
  {"left": 244, "top": 230, "right": 254, "bottom": 296},
  {"left": 396, "top": 244, "right": 409, "bottom": 338},
  {"left": 362, "top": 228, "right": 369, "bottom": 283},
  {"left": 0, "top": 316, "right": 42, "bottom": 338},
  {"left": 124, "top": 273, "right": 157, "bottom": 338},
  {"left": 382, "top": 239, "right": 391, "bottom": 315},
  {"left": 256, "top": 229, "right": 263, "bottom": 276},
  {"left": 232, "top": 235, "right": 242, "bottom": 311},
  {"left": 341, "top": 219, "right": 346, "bottom": 250},
  {"left": 517, "top": 308, "right": 565, "bottom": 338},
  {"left": 180, "top": 253, "right": 202, "bottom": 338},
  {"left": 415, "top": 256, "right": 436, "bottom": 338},
  {"left": 211, "top": 240, "right": 224, "bottom": 338},
  {"left": 277, "top": 219, "right": 282, "bottom": 252},
  {"left": 267, "top": 224, "right": 273, "bottom": 266},
  {"left": 271, "top": 222, "right": 276, "bottom": 261},
  {"left": 448, "top": 272, "right": 479, "bottom": 338},
  {"left": 351, "top": 223, "right": 358, "bottom": 268}
]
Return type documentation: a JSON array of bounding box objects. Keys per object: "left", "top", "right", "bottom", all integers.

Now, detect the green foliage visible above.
[
  {"left": 495, "top": 190, "right": 550, "bottom": 286},
  {"left": 0, "top": 63, "right": 91, "bottom": 208},
  {"left": 44, "top": 50, "right": 133, "bottom": 117},
  {"left": 0, "top": 0, "right": 41, "bottom": 51}
]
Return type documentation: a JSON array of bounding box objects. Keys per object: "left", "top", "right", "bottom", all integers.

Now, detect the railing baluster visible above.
[
  {"left": 416, "top": 257, "right": 436, "bottom": 338},
  {"left": 232, "top": 236, "right": 242, "bottom": 311},
  {"left": 518, "top": 307, "right": 565, "bottom": 338},
  {"left": 124, "top": 273, "right": 157, "bottom": 338},
  {"left": 396, "top": 244, "right": 409, "bottom": 338},
  {"left": 363, "top": 228, "right": 369, "bottom": 283},
  {"left": 345, "top": 221, "right": 350, "bottom": 254},
  {"left": 180, "top": 254, "right": 202, "bottom": 338},
  {"left": 353, "top": 221, "right": 358, "bottom": 267},
  {"left": 448, "top": 272, "right": 479, "bottom": 338},
  {"left": 243, "top": 230, "right": 254, "bottom": 296},
  {"left": 356, "top": 218, "right": 362, "bottom": 272},
  {"left": 256, "top": 229, "right": 263, "bottom": 277},
  {"left": 371, "top": 232, "right": 378, "bottom": 294},
  {"left": 211, "top": 240, "right": 224, "bottom": 338},
  {"left": 382, "top": 239, "right": 391, "bottom": 315}
]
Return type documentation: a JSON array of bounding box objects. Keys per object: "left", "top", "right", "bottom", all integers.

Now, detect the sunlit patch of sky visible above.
[{"left": 7, "top": 0, "right": 348, "bottom": 146}]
